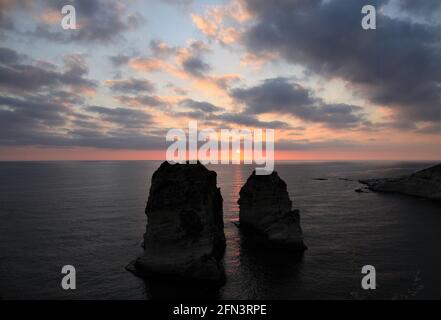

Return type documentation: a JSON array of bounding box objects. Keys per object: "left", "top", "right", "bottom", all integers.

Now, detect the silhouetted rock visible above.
[
  {"left": 360, "top": 164, "right": 441, "bottom": 201},
  {"left": 238, "top": 171, "right": 306, "bottom": 250},
  {"left": 133, "top": 161, "right": 226, "bottom": 284}
]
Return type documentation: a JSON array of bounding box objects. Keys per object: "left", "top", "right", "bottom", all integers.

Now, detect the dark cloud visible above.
[
  {"left": 179, "top": 98, "right": 222, "bottom": 113},
  {"left": 173, "top": 97, "right": 291, "bottom": 128},
  {"left": 0, "top": 45, "right": 162, "bottom": 150},
  {"left": 149, "top": 40, "right": 177, "bottom": 57},
  {"left": 275, "top": 138, "right": 360, "bottom": 151},
  {"left": 63, "top": 54, "right": 89, "bottom": 77},
  {"left": 0, "top": 11, "right": 216, "bottom": 152},
  {"left": 397, "top": 0, "right": 441, "bottom": 22},
  {"left": 115, "top": 95, "right": 168, "bottom": 108},
  {"left": 242, "top": 0, "right": 441, "bottom": 125},
  {"left": 168, "top": 84, "right": 188, "bottom": 95},
  {"left": 17, "top": 0, "right": 146, "bottom": 43},
  {"left": 182, "top": 56, "right": 211, "bottom": 77},
  {"left": 216, "top": 113, "right": 290, "bottom": 129},
  {"left": 0, "top": 95, "right": 69, "bottom": 128},
  {"left": 0, "top": 0, "right": 31, "bottom": 33},
  {"left": 0, "top": 13, "right": 14, "bottom": 33},
  {"left": 65, "top": 130, "right": 167, "bottom": 150},
  {"left": 0, "top": 93, "right": 165, "bottom": 150},
  {"left": 231, "top": 78, "right": 365, "bottom": 128},
  {"left": 174, "top": 40, "right": 212, "bottom": 78},
  {"left": 86, "top": 106, "right": 153, "bottom": 128},
  {"left": 106, "top": 78, "right": 155, "bottom": 94},
  {"left": 0, "top": 47, "right": 20, "bottom": 64},
  {"left": 108, "top": 54, "right": 134, "bottom": 67},
  {"left": 0, "top": 48, "right": 96, "bottom": 93},
  {"left": 232, "top": 78, "right": 314, "bottom": 113},
  {"left": 0, "top": 93, "right": 74, "bottom": 147}
]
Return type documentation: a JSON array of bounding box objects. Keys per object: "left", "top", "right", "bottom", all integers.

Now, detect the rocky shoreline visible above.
[{"left": 359, "top": 164, "right": 441, "bottom": 201}]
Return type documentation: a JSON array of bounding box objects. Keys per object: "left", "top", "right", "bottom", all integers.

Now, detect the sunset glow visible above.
[{"left": 0, "top": 0, "right": 439, "bottom": 161}]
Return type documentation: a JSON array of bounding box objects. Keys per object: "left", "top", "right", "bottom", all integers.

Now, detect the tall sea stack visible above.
[
  {"left": 238, "top": 171, "right": 306, "bottom": 250},
  {"left": 134, "top": 161, "right": 226, "bottom": 284}
]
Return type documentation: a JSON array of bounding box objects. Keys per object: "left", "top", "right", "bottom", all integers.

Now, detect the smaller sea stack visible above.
[
  {"left": 133, "top": 161, "right": 226, "bottom": 284},
  {"left": 238, "top": 171, "right": 306, "bottom": 250}
]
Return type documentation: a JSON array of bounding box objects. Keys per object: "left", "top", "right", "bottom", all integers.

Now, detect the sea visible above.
[{"left": 0, "top": 160, "right": 440, "bottom": 300}]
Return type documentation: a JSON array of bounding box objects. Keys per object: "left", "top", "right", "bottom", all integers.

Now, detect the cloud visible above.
[
  {"left": 0, "top": 45, "right": 165, "bottom": 151},
  {"left": 132, "top": 39, "right": 239, "bottom": 95},
  {"left": 149, "top": 40, "right": 178, "bottom": 58},
  {"left": 0, "top": 0, "right": 31, "bottom": 33},
  {"left": 0, "top": 93, "right": 76, "bottom": 147},
  {"left": 191, "top": 14, "right": 240, "bottom": 45},
  {"left": 216, "top": 113, "right": 290, "bottom": 129},
  {"left": 242, "top": 0, "right": 441, "bottom": 125},
  {"left": 0, "top": 48, "right": 96, "bottom": 94},
  {"left": 240, "top": 52, "right": 279, "bottom": 69},
  {"left": 416, "top": 123, "right": 441, "bottom": 134},
  {"left": 179, "top": 98, "right": 223, "bottom": 113},
  {"left": 65, "top": 130, "right": 167, "bottom": 150},
  {"left": 173, "top": 40, "right": 211, "bottom": 77},
  {"left": 0, "top": 95, "right": 70, "bottom": 127},
  {"left": 396, "top": 0, "right": 441, "bottom": 23},
  {"left": 105, "top": 78, "right": 155, "bottom": 94},
  {"left": 0, "top": 46, "right": 20, "bottom": 64},
  {"left": 182, "top": 56, "right": 211, "bottom": 77},
  {"left": 85, "top": 106, "right": 153, "bottom": 128},
  {"left": 130, "top": 57, "right": 168, "bottom": 72},
  {"left": 115, "top": 94, "right": 168, "bottom": 108},
  {"left": 129, "top": 40, "right": 212, "bottom": 79},
  {"left": 0, "top": 93, "right": 166, "bottom": 150},
  {"left": 8, "top": 0, "right": 146, "bottom": 43},
  {"left": 193, "top": 73, "right": 241, "bottom": 96},
  {"left": 108, "top": 53, "right": 135, "bottom": 67},
  {"left": 173, "top": 97, "right": 291, "bottom": 129},
  {"left": 191, "top": 0, "right": 249, "bottom": 45},
  {"left": 231, "top": 78, "right": 365, "bottom": 129},
  {"left": 275, "top": 138, "right": 360, "bottom": 151},
  {"left": 191, "top": 11, "right": 219, "bottom": 38},
  {"left": 162, "top": 94, "right": 291, "bottom": 129}
]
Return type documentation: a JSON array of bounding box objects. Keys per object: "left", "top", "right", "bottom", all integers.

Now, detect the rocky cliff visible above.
[
  {"left": 360, "top": 163, "right": 441, "bottom": 201},
  {"left": 238, "top": 171, "right": 306, "bottom": 249},
  {"left": 133, "top": 161, "right": 226, "bottom": 284}
]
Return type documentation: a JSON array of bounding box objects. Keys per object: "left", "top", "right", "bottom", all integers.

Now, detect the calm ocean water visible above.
[{"left": 0, "top": 161, "right": 440, "bottom": 300}]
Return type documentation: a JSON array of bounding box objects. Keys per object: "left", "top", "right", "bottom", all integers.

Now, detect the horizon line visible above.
[{"left": 0, "top": 159, "right": 439, "bottom": 163}]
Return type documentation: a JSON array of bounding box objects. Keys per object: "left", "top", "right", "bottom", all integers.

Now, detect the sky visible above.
[{"left": 0, "top": 0, "right": 440, "bottom": 161}]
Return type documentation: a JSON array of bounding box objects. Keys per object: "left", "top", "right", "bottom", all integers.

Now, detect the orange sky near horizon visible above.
[
  {"left": 1, "top": 147, "right": 439, "bottom": 161},
  {"left": 0, "top": 1, "right": 439, "bottom": 162}
]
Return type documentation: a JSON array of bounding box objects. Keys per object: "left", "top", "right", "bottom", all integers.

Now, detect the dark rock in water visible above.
[
  {"left": 355, "top": 188, "right": 369, "bottom": 193},
  {"left": 313, "top": 178, "right": 328, "bottom": 181},
  {"left": 238, "top": 171, "right": 306, "bottom": 250},
  {"left": 133, "top": 161, "right": 226, "bottom": 284},
  {"left": 359, "top": 164, "right": 441, "bottom": 201}
]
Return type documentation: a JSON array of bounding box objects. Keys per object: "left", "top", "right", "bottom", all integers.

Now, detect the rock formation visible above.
[
  {"left": 359, "top": 163, "right": 441, "bottom": 201},
  {"left": 238, "top": 171, "right": 306, "bottom": 250},
  {"left": 133, "top": 161, "right": 226, "bottom": 284}
]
